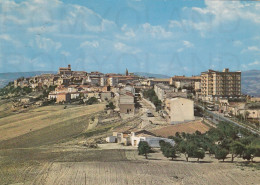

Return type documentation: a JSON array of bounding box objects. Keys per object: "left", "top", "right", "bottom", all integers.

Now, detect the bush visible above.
[
  {"left": 215, "top": 147, "right": 229, "bottom": 162},
  {"left": 86, "top": 97, "right": 99, "bottom": 105},
  {"left": 160, "top": 141, "right": 177, "bottom": 160},
  {"left": 143, "top": 89, "right": 162, "bottom": 111},
  {"left": 106, "top": 102, "right": 115, "bottom": 110},
  {"left": 138, "top": 141, "right": 151, "bottom": 159}
]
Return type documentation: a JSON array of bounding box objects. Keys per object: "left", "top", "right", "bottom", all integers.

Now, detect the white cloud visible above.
[
  {"left": 0, "top": 34, "right": 21, "bottom": 46},
  {"left": 169, "top": 20, "right": 182, "bottom": 28},
  {"left": 248, "top": 61, "right": 260, "bottom": 66},
  {"left": 0, "top": 34, "right": 11, "bottom": 41},
  {"left": 61, "top": 51, "right": 70, "bottom": 56},
  {"left": 173, "top": 0, "right": 260, "bottom": 35},
  {"left": 233, "top": 40, "right": 242, "bottom": 47},
  {"left": 177, "top": 48, "right": 183, "bottom": 53},
  {"left": 114, "top": 42, "right": 141, "bottom": 54},
  {"left": 242, "top": 46, "right": 260, "bottom": 53},
  {"left": 183, "top": 40, "right": 194, "bottom": 48},
  {"left": 35, "top": 37, "right": 61, "bottom": 51},
  {"left": 248, "top": 46, "right": 260, "bottom": 52},
  {"left": 142, "top": 23, "right": 173, "bottom": 39},
  {"left": 80, "top": 41, "right": 99, "bottom": 48}
]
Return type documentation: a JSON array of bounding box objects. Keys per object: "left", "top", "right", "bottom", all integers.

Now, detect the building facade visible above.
[
  {"left": 201, "top": 68, "right": 241, "bottom": 100},
  {"left": 58, "top": 64, "right": 72, "bottom": 75},
  {"left": 165, "top": 97, "right": 195, "bottom": 124}
]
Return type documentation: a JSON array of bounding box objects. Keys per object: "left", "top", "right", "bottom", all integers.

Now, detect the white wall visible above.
[
  {"left": 169, "top": 98, "right": 195, "bottom": 124},
  {"left": 131, "top": 135, "right": 175, "bottom": 148}
]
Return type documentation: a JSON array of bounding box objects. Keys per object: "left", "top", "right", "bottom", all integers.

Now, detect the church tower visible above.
[{"left": 126, "top": 68, "right": 129, "bottom": 76}]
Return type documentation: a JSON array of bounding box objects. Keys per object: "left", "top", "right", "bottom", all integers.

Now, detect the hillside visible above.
[
  {"left": 0, "top": 71, "right": 56, "bottom": 88},
  {"left": 242, "top": 70, "right": 260, "bottom": 97},
  {"left": 134, "top": 72, "right": 170, "bottom": 79}
]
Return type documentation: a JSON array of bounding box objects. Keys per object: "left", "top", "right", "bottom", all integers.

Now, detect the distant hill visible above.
[
  {"left": 134, "top": 72, "right": 170, "bottom": 79},
  {"left": 0, "top": 71, "right": 56, "bottom": 88},
  {"left": 242, "top": 70, "right": 260, "bottom": 97}
]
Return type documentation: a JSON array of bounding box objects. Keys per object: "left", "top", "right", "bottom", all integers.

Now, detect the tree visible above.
[
  {"left": 193, "top": 149, "right": 205, "bottom": 162},
  {"left": 243, "top": 146, "right": 257, "bottom": 162},
  {"left": 195, "top": 130, "right": 202, "bottom": 136},
  {"left": 86, "top": 97, "right": 98, "bottom": 105},
  {"left": 138, "top": 141, "right": 151, "bottom": 159},
  {"left": 230, "top": 141, "right": 245, "bottom": 162},
  {"left": 164, "top": 145, "right": 177, "bottom": 160},
  {"left": 178, "top": 141, "right": 196, "bottom": 162},
  {"left": 175, "top": 132, "right": 181, "bottom": 138},
  {"left": 160, "top": 141, "right": 177, "bottom": 160},
  {"left": 106, "top": 102, "right": 115, "bottom": 110},
  {"left": 215, "top": 147, "right": 229, "bottom": 162}
]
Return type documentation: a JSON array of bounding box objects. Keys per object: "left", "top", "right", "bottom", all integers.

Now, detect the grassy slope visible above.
[{"left": 0, "top": 104, "right": 105, "bottom": 149}]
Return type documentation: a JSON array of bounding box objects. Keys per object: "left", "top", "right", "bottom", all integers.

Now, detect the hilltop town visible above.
[
  {"left": 0, "top": 65, "right": 260, "bottom": 185},
  {"left": 2, "top": 65, "right": 260, "bottom": 127}
]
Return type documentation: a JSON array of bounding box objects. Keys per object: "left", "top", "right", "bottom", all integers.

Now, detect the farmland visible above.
[
  {"left": 0, "top": 104, "right": 105, "bottom": 149},
  {"left": 13, "top": 147, "right": 260, "bottom": 185},
  {"left": 0, "top": 103, "right": 259, "bottom": 185}
]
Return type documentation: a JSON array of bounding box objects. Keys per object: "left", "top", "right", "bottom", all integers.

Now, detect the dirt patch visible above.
[{"left": 151, "top": 120, "right": 210, "bottom": 137}]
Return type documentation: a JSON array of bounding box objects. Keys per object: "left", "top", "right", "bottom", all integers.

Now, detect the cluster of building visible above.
[
  {"left": 13, "top": 65, "right": 249, "bottom": 120},
  {"left": 218, "top": 98, "right": 260, "bottom": 119}
]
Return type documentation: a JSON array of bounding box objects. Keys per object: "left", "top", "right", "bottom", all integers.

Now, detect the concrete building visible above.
[
  {"left": 70, "top": 92, "right": 80, "bottom": 99},
  {"left": 100, "top": 76, "right": 108, "bottom": 86},
  {"left": 48, "top": 92, "right": 58, "bottom": 100},
  {"left": 112, "top": 128, "right": 132, "bottom": 145},
  {"left": 251, "top": 97, "right": 260, "bottom": 102},
  {"left": 56, "top": 93, "right": 71, "bottom": 103},
  {"left": 108, "top": 77, "right": 119, "bottom": 86},
  {"left": 100, "top": 92, "right": 113, "bottom": 101},
  {"left": 147, "top": 78, "right": 170, "bottom": 86},
  {"left": 58, "top": 65, "right": 72, "bottom": 76},
  {"left": 165, "top": 97, "right": 195, "bottom": 124},
  {"left": 201, "top": 68, "right": 241, "bottom": 101},
  {"left": 154, "top": 83, "right": 187, "bottom": 102},
  {"left": 118, "top": 92, "right": 135, "bottom": 114},
  {"left": 105, "top": 136, "right": 117, "bottom": 143},
  {"left": 170, "top": 76, "right": 201, "bottom": 89},
  {"left": 130, "top": 130, "right": 175, "bottom": 148}
]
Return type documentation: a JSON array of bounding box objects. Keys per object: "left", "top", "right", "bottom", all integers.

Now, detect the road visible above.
[
  {"left": 196, "top": 104, "right": 260, "bottom": 136},
  {"left": 139, "top": 98, "right": 167, "bottom": 126}
]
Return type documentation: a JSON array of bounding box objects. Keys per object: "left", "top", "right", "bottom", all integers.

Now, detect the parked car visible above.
[{"left": 147, "top": 110, "right": 154, "bottom": 117}]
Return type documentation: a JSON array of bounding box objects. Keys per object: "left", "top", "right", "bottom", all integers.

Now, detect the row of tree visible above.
[
  {"left": 138, "top": 122, "right": 260, "bottom": 162},
  {"left": 142, "top": 89, "right": 162, "bottom": 111},
  {"left": 0, "top": 82, "right": 33, "bottom": 97}
]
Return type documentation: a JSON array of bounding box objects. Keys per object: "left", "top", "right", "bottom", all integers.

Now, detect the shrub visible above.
[{"left": 138, "top": 141, "right": 151, "bottom": 159}]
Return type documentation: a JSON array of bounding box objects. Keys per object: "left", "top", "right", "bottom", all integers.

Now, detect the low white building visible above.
[
  {"left": 70, "top": 92, "right": 80, "bottom": 99},
  {"left": 130, "top": 130, "right": 175, "bottom": 148},
  {"left": 166, "top": 97, "right": 195, "bottom": 124},
  {"left": 106, "top": 136, "right": 117, "bottom": 143},
  {"left": 48, "top": 92, "right": 57, "bottom": 100}
]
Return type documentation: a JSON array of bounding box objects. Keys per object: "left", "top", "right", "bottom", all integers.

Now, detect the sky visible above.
[{"left": 0, "top": 0, "right": 260, "bottom": 76}]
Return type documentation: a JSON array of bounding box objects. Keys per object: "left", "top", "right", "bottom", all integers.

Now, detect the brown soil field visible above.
[
  {"left": 151, "top": 120, "right": 210, "bottom": 137},
  {"left": 31, "top": 148, "right": 260, "bottom": 185},
  {"left": 0, "top": 104, "right": 259, "bottom": 185}
]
